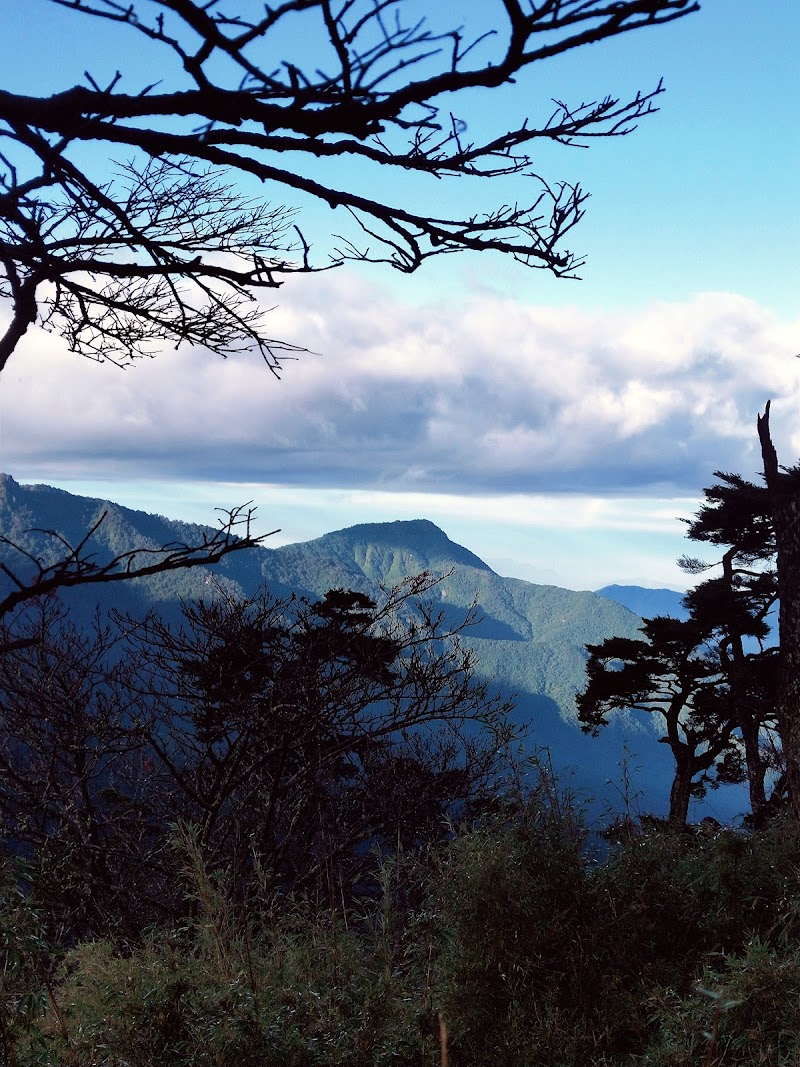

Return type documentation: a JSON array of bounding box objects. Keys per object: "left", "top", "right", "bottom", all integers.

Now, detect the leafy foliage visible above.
[
  {"left": 0, "top": 574, "right": 514, "bottom": 940},
  {"left": 6, "top": 802, "right": 800, "bottom": 1066}
]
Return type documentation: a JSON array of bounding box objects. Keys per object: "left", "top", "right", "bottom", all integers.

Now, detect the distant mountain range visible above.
[
  {"left": 596, "top": 584, "right": 688, "bottom": 621},
  {"left": 0, "top": 474, "right": 745, "bottom": 823}
]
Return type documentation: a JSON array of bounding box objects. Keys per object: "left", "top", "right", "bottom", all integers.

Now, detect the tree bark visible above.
[
  {"left": 0, "top": 271, "right": 38, "bottom": 374},
  {"left": 758, "top": 401, "right": 800, "bottom": 821},
  {"left": 739, "top": 708, "right": 768, "bottom": 817},
  {"left": 719, "top": 549, "right": 768, "bottom": 820},
  {"left": 668, "top": 760, "right": 693, "bottom": 829}
]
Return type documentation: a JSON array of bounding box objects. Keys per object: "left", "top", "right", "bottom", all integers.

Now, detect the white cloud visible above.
[{"left": 2, "top": 273, "right": 799, "bottom": 497}]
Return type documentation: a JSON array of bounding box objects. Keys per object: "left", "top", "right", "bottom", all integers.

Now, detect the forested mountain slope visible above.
[{"left": 0, "top": 475, "right": 746, "bottom": 820}]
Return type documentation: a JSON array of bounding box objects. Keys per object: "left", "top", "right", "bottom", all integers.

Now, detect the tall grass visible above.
[{"left": 5, "top": 807, "right": 800, "bottom": 1065}]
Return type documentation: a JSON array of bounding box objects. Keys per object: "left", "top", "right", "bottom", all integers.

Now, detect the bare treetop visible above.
[{"left": 0, "top": 0, "right": 698, "bottom": 372}]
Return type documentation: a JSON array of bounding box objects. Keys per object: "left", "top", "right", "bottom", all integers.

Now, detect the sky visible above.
[{"left": 0, "top": 0, "right": 798, "bottom": 591}]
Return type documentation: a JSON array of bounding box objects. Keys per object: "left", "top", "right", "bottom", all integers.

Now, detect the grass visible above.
[{"left": 4, "top": 809, "right": 800, "bottom": 1065}]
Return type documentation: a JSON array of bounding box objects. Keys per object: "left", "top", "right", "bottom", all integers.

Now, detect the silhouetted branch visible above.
[
  {"left": 0, "top": 0, "right": 698, "bottom": 369},
  {"left": 0, "top": 503, "right": 277, "bottom": 638}
]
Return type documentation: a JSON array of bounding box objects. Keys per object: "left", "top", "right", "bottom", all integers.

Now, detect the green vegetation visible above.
[
  {"left": 4, "top": 789, "right": 800, "bottom": 1066},
  {"left": 1, "top": 461, "right": 798, "bottom": 1065},
  {"left": 579, "top": 467, "right": 780, "bottom": 828}
]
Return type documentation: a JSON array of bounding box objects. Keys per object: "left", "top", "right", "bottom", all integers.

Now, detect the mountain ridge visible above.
[
  {"left": 595, "top": 583, "right": 688, "bottom": 621},
  {"left": 0, "top": 474, "right": 745, "bottom": 821}
]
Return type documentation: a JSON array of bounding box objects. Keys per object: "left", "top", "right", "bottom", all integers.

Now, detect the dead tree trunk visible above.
[{"left": 757, "top": 401, "right": 800, "bottom": 821}]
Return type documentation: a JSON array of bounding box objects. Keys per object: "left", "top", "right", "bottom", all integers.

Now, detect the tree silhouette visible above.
[
  {"left": 758, "top": 401, "right": 800, "bottom": 820},
  {"left": 580, "top": 460, "right": 783, "bottom": 827},
  {"left": 578, "top": 616, "right": 740, "bottom": 828},
  {"left": 129, "top": 574, "right": 514, "bottom": 902},
  {"left": 0, "top": 574, "right": 515, "bottom": 939},
  {"left": 0, "top": 0, "right": 698, "bottom": 372},
  {"left": 680, "top": 470, "right": 779, "bottom": 821}
]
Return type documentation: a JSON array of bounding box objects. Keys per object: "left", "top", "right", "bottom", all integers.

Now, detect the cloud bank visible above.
[{"left": 2, "top": 271, "right": 799, "bottom": 496}]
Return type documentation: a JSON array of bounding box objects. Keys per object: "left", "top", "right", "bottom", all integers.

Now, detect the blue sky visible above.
[{"left": 1, "top": 0, "right": 798, "bottom": 590}]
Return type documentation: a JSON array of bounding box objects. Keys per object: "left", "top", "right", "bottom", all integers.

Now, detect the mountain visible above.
[
  {"left": 596, "top": 584, "right": 688, "bottom": 621},
  {"left": 0, "top": 475, "right": 747, "bottom": 823}
]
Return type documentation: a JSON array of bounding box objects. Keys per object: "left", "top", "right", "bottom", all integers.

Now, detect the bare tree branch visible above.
[
  {"left": 0, "top": 501, "right": 278, "bottom": 636},
  {"left": 0, "top": 0, "right": 698, "bottom": 370}
]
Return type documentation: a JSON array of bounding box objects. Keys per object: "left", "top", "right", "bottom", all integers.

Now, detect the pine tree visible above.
[
  {"left": 578, "top": 616, "right": 740, "bottom": 827},
  {"left": 680, "top": 470, "right": 779, "bottom": 822}
]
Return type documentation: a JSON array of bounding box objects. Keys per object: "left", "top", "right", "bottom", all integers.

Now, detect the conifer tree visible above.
[
  {"left": 758, "top": 402, "right": 800, "bottom": 820},
  {"left": 578, "top": 616, "right": 740, "bottom": 827},
  {"left": 579, "top": 469, "right": 780, "bottom": 826},
  {"left": 680, "top": 470, "right": 778, "bottom": 821}
]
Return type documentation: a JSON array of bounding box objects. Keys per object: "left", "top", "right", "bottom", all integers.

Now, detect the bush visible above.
[
  {"left": 428, "top": 813, "right": 800, "bottom": 1066},
  {"left": 8, "top": 795, "right": 800, "bottom": 1065},
  {"left": 0, "top": 859, "right": 53, "bottom": 1066},
  {"left": 428, "top": 790, "right": 609, "bottom": 1067},
  {"left": 13, "top": 831, "right": 432, "bottom": 1067},
  {"left": 641, "top": 939, "right": 800, "bottom": 1066}
]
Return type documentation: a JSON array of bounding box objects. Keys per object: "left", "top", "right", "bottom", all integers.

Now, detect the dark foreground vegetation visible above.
[
  {"left": 3, "top": 439, "right": 800, "bottom": 1065},
  {"left": 3, "top": 571, "right": 800, "bottom": 1066},
  {"left": 4, "top": 785, "right": 800, "bottom": 1066}
]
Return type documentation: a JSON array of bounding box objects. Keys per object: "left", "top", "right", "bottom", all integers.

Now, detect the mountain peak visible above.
[
  {"left": 273, "top": 518, "right": 494, "bottom": 588},
  {"left": 324, "top": 519, "right": 493, "bottom": 578},
  {"left": 0, "top": 473, "right": 19, "bottom": 501}
]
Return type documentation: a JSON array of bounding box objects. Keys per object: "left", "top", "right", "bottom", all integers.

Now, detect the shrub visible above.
[
  {"left": 429, "top": 791, "right": 607, "bottom": 1067},
  {"left": 14, "top": 831, "right": 431, "bottom": 1067},
  {"left": 641, "top": 939, "right": 800, "bottom": 1066}
]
